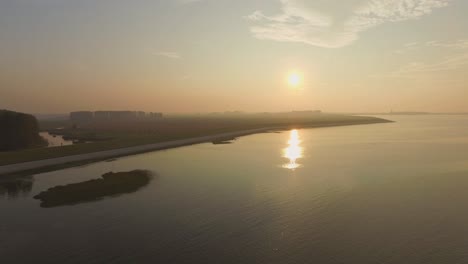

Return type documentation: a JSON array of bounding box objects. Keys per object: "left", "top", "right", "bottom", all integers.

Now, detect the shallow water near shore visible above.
[
  {"left": 2, "top": 115, "right": 468, "bottom": 263},
  {"left": 40, "top": 132, "right": 74, "bottom": 147}
]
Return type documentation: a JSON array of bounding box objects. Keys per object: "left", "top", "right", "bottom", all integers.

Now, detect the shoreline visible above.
[{"left": 0, "top": 120, "right": 391, "bottom": 176}]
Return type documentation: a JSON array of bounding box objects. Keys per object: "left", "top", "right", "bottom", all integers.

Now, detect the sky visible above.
[{"left": 1, "top": 0, "right": 467, "bottom": 113}]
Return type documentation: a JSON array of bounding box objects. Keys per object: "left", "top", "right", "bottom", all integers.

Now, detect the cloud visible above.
[
  {"left": 178, "top": 0, "right": 203, "bottom": 4},
  {"left": 385, "top": 40, "right": 468, "bottom": 77},
  {"left": 154, "top": 52, "right": 181, "bottom": 59},
  {"left": 394, "top": 54, "right": 468, "bottom": 75},
  {"left": 395, "top": 39, "right": 468, "bottom": 54},
  {"left": 426, "top": 39, "right": 468, "bottom": 49},
  {"left": 246, "top": 0, "right": 451, "bottom": 48}
]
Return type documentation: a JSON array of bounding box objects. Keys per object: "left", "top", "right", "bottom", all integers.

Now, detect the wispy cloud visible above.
[
  {"left": 178, "top": 0, "right": 203, "bottom": 4},
  {"left": 154, "top": 51, "right": 182, "bottom": 59},
  {"left": 393, "top": 54, "right": 468, "bottom": 75},
  {"left": 246, "top": 0, "right": 451, "bottom": 48},
  {"left": 395, "top": 39, "right": 468, "bottom": 54},
  {"left": 385, "top": 39, "right": 468, "bottom": 77},
  {"left": 426, "top": 40, "right": 468, "bottom": 49}
]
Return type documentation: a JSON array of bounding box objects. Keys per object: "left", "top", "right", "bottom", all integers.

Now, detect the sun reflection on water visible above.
[{"left": 283, "top": 129, "right": 303, "bottom": 170}]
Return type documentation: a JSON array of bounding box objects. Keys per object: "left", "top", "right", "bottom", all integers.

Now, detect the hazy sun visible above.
[{"left": 288, "top": 72, "right": 301, "bottom": 87}]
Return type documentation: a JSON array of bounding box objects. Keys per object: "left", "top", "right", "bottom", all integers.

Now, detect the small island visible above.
[{"left": 33, "top": 170, "right": 152, "bottom": 208}]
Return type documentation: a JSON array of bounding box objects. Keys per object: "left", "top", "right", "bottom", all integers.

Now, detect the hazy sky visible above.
[{"left": 1, "top": 0, "right": 467, "bottom": 113}]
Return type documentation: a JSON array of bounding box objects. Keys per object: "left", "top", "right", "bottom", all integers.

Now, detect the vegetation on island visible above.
[
  {"left": 33, "top": 170, "right": 152, "bottom": 208},
  {"left": 0, "top": 110, "right": 46, "bottom": 151}
]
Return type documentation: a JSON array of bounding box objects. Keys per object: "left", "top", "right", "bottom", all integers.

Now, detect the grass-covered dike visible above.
[{"left": 0, "top": 114, "right": 392, "bottom": 167}]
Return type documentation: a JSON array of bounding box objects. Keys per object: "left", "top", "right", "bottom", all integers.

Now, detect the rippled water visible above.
[{"left": 2, "top": 115, "right": 468, "bottom": 263}]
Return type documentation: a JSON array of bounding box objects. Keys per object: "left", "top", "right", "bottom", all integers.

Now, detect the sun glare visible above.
[
  {"left": 288, "top": 72, "right": 301, "bottom": 87},
  {"left": 283, "top": 129, "right": 303, "bottom": 170}
]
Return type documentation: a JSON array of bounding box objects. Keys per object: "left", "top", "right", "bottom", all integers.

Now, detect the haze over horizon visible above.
[{"left": 1, "top": 0, "right": 467, "bottom": 114}]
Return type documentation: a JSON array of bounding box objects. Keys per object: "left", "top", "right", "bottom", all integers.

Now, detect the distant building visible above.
[
  {"left": 70, "top": 111, "right": 163, "bottom": 122},
  {"left": 70, "top": 111, "right": 94, "bottom": 123},
  {"left": 94, "top": 111, "right": 110, "bottom": 120},
  {"left": 291, "top": 110, "right": 322, "bottom": 114},
  {"left": 149, "top": 112, "right": 163, "bottom": 118},
  {"left": 137, "top": 111, "right": 146, "bottom": 118},
  {"left": 109, "top": 111, "right": 136, "bottom": 120}
]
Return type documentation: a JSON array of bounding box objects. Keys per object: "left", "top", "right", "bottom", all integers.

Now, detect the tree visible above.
[{"left": 0, "top": 110, "right": 46, "bottom": 151}]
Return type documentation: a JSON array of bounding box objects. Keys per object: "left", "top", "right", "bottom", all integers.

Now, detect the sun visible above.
[{"left": 288, "top": 72, "right": 301, "bottom": 87}]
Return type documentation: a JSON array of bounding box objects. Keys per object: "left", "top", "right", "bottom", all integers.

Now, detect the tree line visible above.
[{"left": 0, "top": 110, "right": 46, "bottom": 151}]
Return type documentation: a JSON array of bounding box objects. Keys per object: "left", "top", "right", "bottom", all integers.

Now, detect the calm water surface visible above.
[
  {"left": 2, "top": 115, "right": 468, "bottom": 263},
  {"left": 40, "top": 132, "right": 74, "bottom": 147}
]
